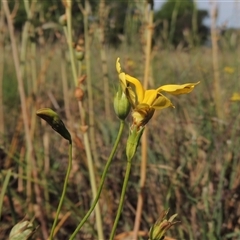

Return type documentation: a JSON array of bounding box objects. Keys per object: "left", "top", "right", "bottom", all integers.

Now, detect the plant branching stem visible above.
[{"left": 69, "top": 120, "right": 125, "bottom": 240}]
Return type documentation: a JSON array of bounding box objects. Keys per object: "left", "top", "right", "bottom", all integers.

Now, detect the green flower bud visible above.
[
  {"left": 148, "top": 209, "right": 179, "bottom": 240},
  {"left": 114, "top": 90, "right": 130, "bottom": 120},
  {"left": 36, "top": 108, "right": 72, "bottom": 143},
  {"left": 126, "top": 126, "right": 144, "bottom": 161},
  {"left": 59, "top": 14, "right": 67, "bottom": 26},
  {"left": 75, "top": 49, "right": 85, "bottom": 61},
  {"left": 9, "top": 220, "right": 36, "bottom": 240}
]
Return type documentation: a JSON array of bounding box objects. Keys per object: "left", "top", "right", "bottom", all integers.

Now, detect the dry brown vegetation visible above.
[{"left": 1, "top": 1, "right": 240, "bottom": 240}]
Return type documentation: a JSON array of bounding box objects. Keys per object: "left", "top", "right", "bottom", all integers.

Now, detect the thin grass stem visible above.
[
  {"left": 64, "top": 3, "right": 104, "bottom": 238},
  {"left": 2, "top": 2, "right": 48, "bottom": 237},
  {"left": 0, "top": 6, "right": 5, "bottom": 145},
  {"left": 0, "top": 169, "right": 12, "bottom": 218},
  {"left": 83, "top": 0, "right": 99, "bottom": 166},
  {"left": 49, "top": 142, "right": 72, "bottom": 240},
  {"left": 133, "top": 3, "right": 153, "bottom": 239}
]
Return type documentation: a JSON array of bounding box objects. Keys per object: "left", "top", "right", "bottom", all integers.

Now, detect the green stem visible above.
[
  {"left": 65, "top": 4, "right": 104, "bottom": 239},
  {"left": 49, "top": 142, "right": 72, "bottom": 240},
  {"left": 83, "top": 0, "right": 99, "bottom": 167},
  {"left": 109, "top": 158, "right": 132, "bottom": 240},
  {"left": 69, "top": 120, "right": 125, "bottom": 240},
  {"left": 66, "top": 10, "right": 77, "bottom": 86}
]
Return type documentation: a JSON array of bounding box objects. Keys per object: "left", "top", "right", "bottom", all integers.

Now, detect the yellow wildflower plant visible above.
[
  {"left": 230, "top": 92, "right": 240, "bottom": 101},
  {"left": 224, "top": 66, "right": 235, "bottom": 74},
  {"left": 116, "top": 58, "right": 200, "bottom": 130}
]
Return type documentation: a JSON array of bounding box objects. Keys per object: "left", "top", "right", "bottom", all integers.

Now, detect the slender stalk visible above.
[
  {"left": 109, "top": 159, "right": 132, "bottom": 240},
  {"left": 20, "top": 0, "right": 34, "bottom": 205},
  {"left": 69, "top": 120, "right": 125, "bottom": 240},
  {"left": 210, "top": 0, "right": 222, "bottom": 119},
  {"left": 30, "top": 41, "right": 37, "bottom": 94},
  {"left": 169, "top": 1, "right": 180, "bottom": 45},
  {"left": 61, "top": 49, "right": 71, "bottom": 122},
  {"left": 0, "top": 169, "right": 12, "bottom": 218},
  {"left": 192, "top": 0, "right": 198, "bottom": 45},
  {"left": 18, "top": 147, "right": 25, "bottom": 192},
  {"left": 43, "top": 126, "right": 50, "bottom": 214},
  {"left": 7, "top": 187, "right": 17, "bottom": 225},
  {"left": 83, "top": 0, "right": 99, "bottom": 166},
  {"left": 65, "top": 3, "right": 103, "bottom": 238},
  {"left": 0, "top": 6, "right": 5, "bottom": 145},
  {"left": 2, "top": 3, "right": 48, "bottom": 238},
  {"left": 133, "top": 2, "right": 153, "bottom": 239},
  {"left": 98, "top": 0, "right": 111, "bottom": 120},
  {"left": 79, "top": 101, "right": 104, "bottom": 240},
  {"left": 49, "top": 142, "right": 72, "bottom": 240}
]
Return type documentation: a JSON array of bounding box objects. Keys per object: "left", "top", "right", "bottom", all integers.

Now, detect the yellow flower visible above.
[
  {"left": 230, "top": 92, "right": 240, "bottom": 101},
  {"left": 224, "top": 66, "right": 235, "bottom": 74},
  {"left": 116, "top": 58, "right": 200, "bottom": 130}
]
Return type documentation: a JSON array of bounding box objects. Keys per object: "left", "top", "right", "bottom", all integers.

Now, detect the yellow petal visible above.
[
  {"left": 151, "top": 93, "right": 174, "bottom": 110},
  {"left": 119, "top": 72, "right": 127, "bottom": 90},
  {"left": 119, "top": 72, "right": 136, "bottom": 106},
  {"left": 126, "top": 86, "right": 138, "bottom": 107},
  {"left": 116, "top": 57, "right": 121, "bottom": 73},
  {"left": 142, "top": 90, "right": 158, "bottom": 105},
  {"left": 125, "top": 74, "right": 145, "bottom": 103},
  {"left": 157, "top": 81, "right": 200, "bottom": 95}
]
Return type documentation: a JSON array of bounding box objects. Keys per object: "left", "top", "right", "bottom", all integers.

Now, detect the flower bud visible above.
[
  {"left": 36, "top": 108, "right": 72, "bottom": 143},
  {"left": 9, "top": 220, "right": 36, "bottom": 240},
  {"left": 75, "top": 87, "right": 84, "bottom": 101},
  {"left": 148, "top": 209, "right": 179, "bottom": 240},
  {"left": 75, "top": 45, "right": 85, "bottom": 61},
  {"left": 59, "top": 14, "right": 67, "bottom": 26},
  {"left": 75, "top": 50, "right": 84, "bottom": 61},
  {"left": 126, "top": 126, "right": 144, "bottom": 161},
  {"left": 114, "top": 90, "right": 130, "bottom": 120}
]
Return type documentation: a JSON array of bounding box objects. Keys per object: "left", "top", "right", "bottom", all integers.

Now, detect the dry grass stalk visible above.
[
  {"left": 61, "top": 48, "right": 72, "bottom": 123},
  {"left": 210, "top": 0, "right": 223, "bottom": 119},
  {"left": 133, "top": 2, "right": 154, "bottom": 239},
  {"left": 0, "top": 7, "right": 5, "bottom": 146},
  {"left": 83, "top": 0, "right": 99, "bottom": 166},
  {"left": 64, "top": 3, "right": 104, "bottom": 238},
  {"left": 2, "top": 1, "right": 48, "bottom": 238},
  {"left": 97, "top": 0, "right": 111, "bottom": 120},
  {"left": 18, "top": 147, "right": 25, "bottom": 192}
]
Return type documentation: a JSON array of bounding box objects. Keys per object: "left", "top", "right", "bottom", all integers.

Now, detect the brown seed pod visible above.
[{"left": 75, "top": 87, "right": 84, "bottom": 101}]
